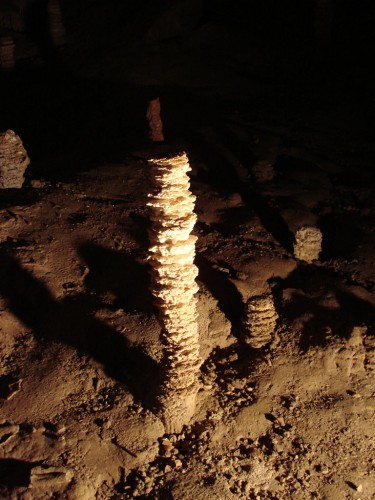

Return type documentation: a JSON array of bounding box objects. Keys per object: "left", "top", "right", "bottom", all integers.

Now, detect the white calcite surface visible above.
[
  {"left": 147, "top": 152, "right": 201, "bottom": 432},
  {"left": 293, "top": 225, "right": 322, "bottom": 263},
  {"left": 244, "top": 293, "right": 278, "bottom": 349},
  {"left": 0, "top": 129, "right": 30, "bottom": 188}
]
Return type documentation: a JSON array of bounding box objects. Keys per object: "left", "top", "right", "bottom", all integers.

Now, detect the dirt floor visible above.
[{"left": 1, "top": 2, "right": 375, "bottom": 498}]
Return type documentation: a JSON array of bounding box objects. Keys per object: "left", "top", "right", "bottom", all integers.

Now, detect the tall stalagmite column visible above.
[{"left": 147, "top": 152, "right": 201, "bottom": 433}]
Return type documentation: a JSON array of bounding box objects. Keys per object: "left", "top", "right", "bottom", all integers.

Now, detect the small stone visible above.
[{"left": 30, "top": 179, "right": 47, "bottom": 189}]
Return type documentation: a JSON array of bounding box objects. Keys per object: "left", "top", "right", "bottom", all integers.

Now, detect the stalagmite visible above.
[
  {"left": 0, "top": 36, "right": 15, "bottom": 72},
  {"left": 47, "top": 0, "right": 65, "bottom": 46},
  {"left": 0, "top": 130, "right": 30, "bottom": 188},
  {"left": 244, "top": 292, "right": 278, "bottom": 349},
  {"left": 147, "top": 151, "right": 200, "bottom": 433},
  {"left": 251, "top": 160, "right": 275, "bottom": 183},
  {"left": 146, "top": 98, "right": 164, "bottom": 142},
  {"left": 293, "top": 225, "right": 322, "bottom": 263}
]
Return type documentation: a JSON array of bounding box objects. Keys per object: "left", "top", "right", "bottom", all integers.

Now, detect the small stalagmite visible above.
[
  {"left": 0, "top": 130, "right": 30, "bottom": 189},
  {"left": 47, "top": 0, "right": 66, "bottom": 46},
  {"left": 147, "top": 151, "right": 200, "bottom": 433},
  {"left": 293, "top": 225, "right": 322, "bottom": 263},
  {"left": 146, "top": 98, "right": 164, "bottom": 142},
  {"left": 0, "top": 36, "right": 15, "bottom": 72},
  {"left": 251, "top": 160, "right": 275, "bottom": 183},
  {"left": 244, "top": 293, "right": 278, "bottom": 349}
]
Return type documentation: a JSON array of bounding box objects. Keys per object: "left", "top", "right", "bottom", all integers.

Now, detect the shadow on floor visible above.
[
  {"left": 0, "top": 459, "right": 36, "bottom": 489},
  {"left": 188, "top": 129, "right": 295, "bottom": 253},
  {"left": 318, "top": 212, "right": 364, "bottom": 260},
  {"left": 272, "top": 263, "right": 375, "bottom": 350},
  {"left": 0, "top": 247, "right": 159, "bottom": 408},
  {"left": 77, "top": 241, "right": 153, "bottom": 314},
  {"left": 196, "top": 254, "right": 244, "bottom": 335}
]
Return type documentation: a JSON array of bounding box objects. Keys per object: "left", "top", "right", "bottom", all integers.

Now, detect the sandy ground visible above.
[{"left": 1, "top": 2, "right": 375, "bottom": 498}]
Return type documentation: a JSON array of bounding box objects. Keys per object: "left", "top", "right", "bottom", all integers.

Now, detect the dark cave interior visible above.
[{"left": 0, "top": 0, "right": 374, "bottom": 182}]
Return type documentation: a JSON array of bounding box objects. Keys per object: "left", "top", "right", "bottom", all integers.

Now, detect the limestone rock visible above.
[
  {"left": 293, "top": 225, "right": 322, "bottom": 263},
  {"left": 147, "top": 152, "right": 201, "bottom": 433},
  {"left": 0, "top": 130, "right": 30, "bottom": 188},
  {"left": 244, "top": 293, "right": 278, "bottom": 348}
]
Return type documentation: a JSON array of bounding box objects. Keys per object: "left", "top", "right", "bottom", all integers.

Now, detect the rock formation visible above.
[
  {"left": 47, "top": 0, "right": 65, "bottom": 46},
  {"left": 0, "top": 130, "right": 30, "bottom": 188},
  {"left": 244, "top": 293, "right": 278, "bottom": 348},
  {"left": 147, "top": 151, "right": 201, "bottom": 433},
  {"left": 0, "top": 36, "right": 15, "bottom": 72},
  {"left": 293, "top": 225, "right": 322, "bottom": 263},
  {"left": 251, "top": 160, "right": 275, "bottom": 183},
  {"left": 146, "top": 98, "right": 164, "bottom": 142}
]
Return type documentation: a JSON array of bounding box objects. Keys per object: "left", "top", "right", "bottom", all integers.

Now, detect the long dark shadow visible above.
[
  {"left": 196, "top": 254, "right": 244, "bottom": 335},
  {"left": 272, "top": 264, "right": 375, "bottom": 350},
  {"left": 0, "top": 248, "right": 159, "bottom": 408}
]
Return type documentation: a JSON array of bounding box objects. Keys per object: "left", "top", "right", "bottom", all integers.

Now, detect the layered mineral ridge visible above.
[
  {"left": 147, "top": 152, "right": 201, "bottom": 433},
  {"left": 244, "top": 293, "right": 279, "bottom": 349}
]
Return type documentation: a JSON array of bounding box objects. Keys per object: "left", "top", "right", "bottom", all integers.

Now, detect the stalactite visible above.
[{"left": 147, "top": 151, "right": 201, "bottom": 433}]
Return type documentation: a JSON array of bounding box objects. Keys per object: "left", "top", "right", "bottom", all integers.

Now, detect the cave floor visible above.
[{"left": 1, "top": 7, "right": 375, "bottom": 499}]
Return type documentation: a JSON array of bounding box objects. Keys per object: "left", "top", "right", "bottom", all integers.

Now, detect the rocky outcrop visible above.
[{"left": 147, "top": 151, "right": 201, "bottom": 433}]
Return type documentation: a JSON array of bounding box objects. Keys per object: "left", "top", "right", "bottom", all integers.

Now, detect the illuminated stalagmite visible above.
[
  {"left": 244, "top": 293, "right": 278, "bottom": 349},
  {"left": 147, "top": 152, "right": 201, "bottom": 433},
  {"left": 293, "top": 225, "right": 322, "bottom": 263},
  {"left": 0, "top": 130, "right": 30, "bottom": 188}
]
